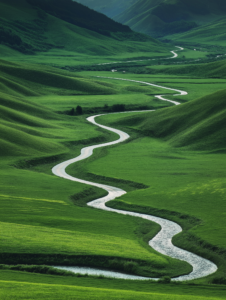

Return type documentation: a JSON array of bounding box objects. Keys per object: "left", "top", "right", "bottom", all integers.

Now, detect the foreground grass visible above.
[
  {"left": 0, "top": 270, "right": 226, "bottom": 300},
  {"left": 78, "top": 101, "right": 226, "bottom": 282},
  {"left": 0, "top": 59, "right": 196, "bottom": 277},
  {"left": 1, "top": 50, "right": 226, "bottom": 297}
]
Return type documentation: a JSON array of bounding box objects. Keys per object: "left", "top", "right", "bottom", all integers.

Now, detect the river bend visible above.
[{"left": 52, "top": 49, "right": 217, "bottom": 281}]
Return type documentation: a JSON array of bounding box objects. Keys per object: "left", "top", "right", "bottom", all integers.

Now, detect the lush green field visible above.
[
  {"left": 1, "top": 34, "right": 226, "bottom": 298},
  {"left": 75, "top": 89, "right": 226, "bottom": 283},
  {"left": 0, "top": 0, "right": 170, "bottom": 69},
  {"left": 78, "top": 70, "right": 226, "bottom": 104},
  {"left": 0, "top": 59, "right": 196, "bottom": 279},
  {"left": 0, "top": 270, "right": 226, "bottom": 300}
]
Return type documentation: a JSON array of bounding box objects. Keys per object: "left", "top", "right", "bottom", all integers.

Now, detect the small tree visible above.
[
  {"left": 112, "top": 104, "right": 125, "bottom": 112},
  {"left": 76, "top": 105, "right": 83, "bottom": 115},
  {"left": 68, "top": 108, "right": 75, "bottom": 116}
]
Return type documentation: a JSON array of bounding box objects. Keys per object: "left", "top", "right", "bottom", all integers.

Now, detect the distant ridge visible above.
[
  {"left": 115, "top": 0, "right": 226, "bottom": 38},
  {"left": 0, "top": 0, "right": 163, "bottom": 56}
]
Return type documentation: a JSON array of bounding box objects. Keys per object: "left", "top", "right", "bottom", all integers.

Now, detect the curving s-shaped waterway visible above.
[{"left": 52, "top": 49, "right": 217, "bottom": 281}]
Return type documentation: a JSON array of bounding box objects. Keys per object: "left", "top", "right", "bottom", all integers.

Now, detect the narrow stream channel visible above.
[{"left": 52, "top": 48, "right": 217, "bottom": 281}]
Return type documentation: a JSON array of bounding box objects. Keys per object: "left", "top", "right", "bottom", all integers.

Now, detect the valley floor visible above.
[{"left": 1, "top": 46, "right": 226, "bottom": 298}]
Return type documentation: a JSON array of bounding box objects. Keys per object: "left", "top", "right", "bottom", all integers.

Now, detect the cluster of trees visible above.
[
  {"left": 67, "top": 103, "right": 156, "bottom": 116},
  {"left": 67, "top": 104, "right": 127, "bottom": 116},
  {"left": 68, "top": 106, "right": 83, "bottom": 116}
]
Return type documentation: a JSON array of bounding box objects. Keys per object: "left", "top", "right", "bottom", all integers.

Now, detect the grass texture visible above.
[{"left": 1, "top": 41, "right": 226, "bottom": 298}]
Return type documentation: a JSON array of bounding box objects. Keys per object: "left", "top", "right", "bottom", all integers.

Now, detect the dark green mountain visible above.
[
  {"left": 115, "top": 0, "right": 226, "bottom": 38},
  {"left": 0, "top": 0, "right": 162, "bottom": 57}
]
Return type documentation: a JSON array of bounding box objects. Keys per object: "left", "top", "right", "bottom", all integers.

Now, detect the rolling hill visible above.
[
  {"left": 147, "top": 59, "right": 226, "bottom": 78},
  {"left": 115, "top": 0, "right": 226, "bottom": 38},
  {"left": 0, "top": 0, "right": 163, "bottom": 58},
  {"left": 0, "top": 58, "right": 121, "bottom": 156},
  {"left": 165, "top": 17, "right": 226, "bottom": 46},
  {"left": 114, "top": 89, "right": 226, "bottom": 151}
]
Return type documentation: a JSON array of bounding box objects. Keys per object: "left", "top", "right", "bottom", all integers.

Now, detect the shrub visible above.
[
  {"left": 112, "top": 104, "right": 125, "bottom": 112},
  {"left": 76, "top": 105, "right": 83, "bottom": 115},
  {"left": 158, "top": 276, "right": 171, "bottom": 284}
]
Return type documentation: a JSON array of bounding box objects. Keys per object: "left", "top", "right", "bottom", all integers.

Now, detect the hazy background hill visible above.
[
  {"left": 74, "top": 0, "right": 226, "bottom": 44},
  {"left": 114, "top": 0, "right": 226, "bottom": 38}
]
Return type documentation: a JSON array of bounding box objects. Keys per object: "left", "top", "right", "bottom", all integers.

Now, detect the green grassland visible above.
[
  {"left": 166, "top": 17, "right": 226, "bottom": 46},
  {"left": 0, "top": 59, "right": 197, "bottom": 281},
  {"left": 78, "top": 70, "right": 226, "bottom": 104},
  {"left": 1, "top": 9, "right": 226, "bottom": 296},
  {"left": 115, "top": 0, "right": 226, "bottom": 39},
  {"left": 0, "top": 0, "right": 170, "bottom": 68},
  {"left": 76, "top": 88, "right": 226, "bottom": 284},
  {"left": 1, "top": 270, "right": 226, "bottom": 300},
  {"left": 146, "top": 59, "right": 226, "bottom": 79}
]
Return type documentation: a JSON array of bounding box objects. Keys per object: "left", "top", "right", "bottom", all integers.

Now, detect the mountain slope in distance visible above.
[
  {"left": 115, "top": 0, "right": 226, "bottom": 38},
  {"left": 0, "top": 0, "right": 164, "bottom": 58},
  {"left": 165, "top": 17, "right": 226, "bottom": 46}
]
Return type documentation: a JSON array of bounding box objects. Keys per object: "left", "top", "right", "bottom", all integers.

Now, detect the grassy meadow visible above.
[
  {"left": 1, "top": 32, "right": 226, "bottom": 299},
  {"left": 74, "top": 88, "right": 226, "bottom": 284}
]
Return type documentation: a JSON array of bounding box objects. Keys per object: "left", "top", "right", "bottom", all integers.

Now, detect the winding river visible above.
[{"left": 52, "top": 48, "right": 217, "bottom": 281}]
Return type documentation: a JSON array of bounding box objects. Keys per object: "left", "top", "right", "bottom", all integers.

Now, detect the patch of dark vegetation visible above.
[
  {"left": 108, "top": 200, "right": 226, "bottom": 283},
  {"left": 212, "top": 277, "right": 226, "bottom": 285},
  {"left": 0, "top": 15, "right": 56, "bottom": 54},
  {"left": 85, "top": 172, "right": 149, "bottom": 191},
  {"left": 13, "top": 154, "right": 66, "bottom": 169},
  {"left": 63, "top": 136, "right": 107, "bottom": 148},
  {"left": 70, "top": 187, "right": 107, "bottom": 207},
  {"left": 158, "top": 276, "right": 171, "bottom": 284},
  {"left": 173, "top": 232, "right": 226, "bottom": 285},
  {"left": 27, "top": 0, "right": 131, "bottom": 36},
  {"left": 0, "top": 25, "right": 35, "bottom": 54},
  {"left": 152, "top": 20, "right": 198, "bottom": 37},
  {"left": 0, "top": 253, "right": 174, "bottom": 278},
  {"left": 0, "top": 264, "right": 75, "bottom": 277},
  {"left": 13, "top": 132, "right": 114, "bottom": 170},
  {"left": 65, "top": 103, "right": 154, "bottom": 116},
  {"left": 108, "top": 201, "right": 201, "bottom": 231}
]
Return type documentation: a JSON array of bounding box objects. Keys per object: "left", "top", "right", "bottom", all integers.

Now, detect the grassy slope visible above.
[
  {"left": 0, "top": 59, "right": 194, "bottom": 280},
  {"left": 0, "top": 59, "right": 122, "bottom": 156},
  {"left": 0, "top": 0, "right": 167, "bottom": 64},
  {"left": 166, "top": 17, "right": 226, "bottom": 46},
  {"left": 1, "top": 270, "right": 226, "bottom": 300},
  {"left": 123, "top": 89, "right": 226, "bottom": 150},
  {"left": 115, "top": 0, "right": 166, "bottom": 37},
  {"left": 146, "top": 59, "right": 226, "bottom": 78},
  {"left": 115, "top": 0, "right": 226, "bottom": 38},
  {"left": 83, "top": 88, "right": 226, "bottom": 283}
]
